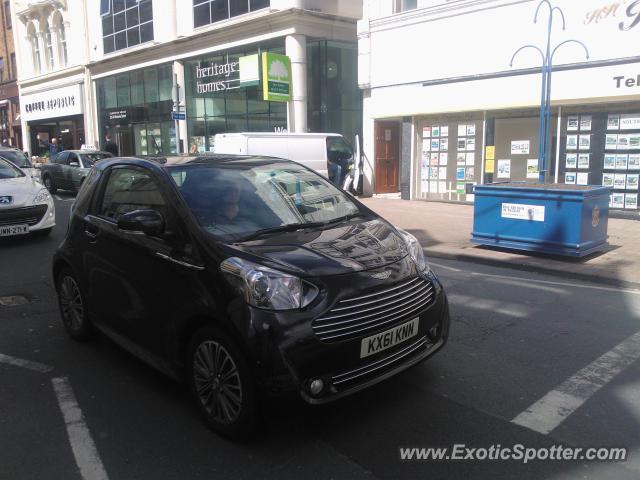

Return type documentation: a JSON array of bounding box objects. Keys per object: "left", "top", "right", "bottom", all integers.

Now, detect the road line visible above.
[
  {"left": 430, "top": 261, "right": 640, "bottom": 295},
  {"left": 52, "top": 377, "right": 109, "bottom": 480},
  {"left": 512, "top": 331, "right": 640, "bottom": 434},
  {"left": 0, "top": 353, "right": 54, "bottom": 373}
]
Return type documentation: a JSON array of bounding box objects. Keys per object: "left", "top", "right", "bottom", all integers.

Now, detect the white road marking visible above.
[
  {"left": 430, "top": 262, "right": 640, "bottom": 295},
  {"left": 0, "top": 353, "right": 53, "bottom": 373},
  {"left": 512, "top": 331, "right": 640, "bottom": 434},
  {"left": 52, "top": 377, "right": 109, "bottom": 480}
]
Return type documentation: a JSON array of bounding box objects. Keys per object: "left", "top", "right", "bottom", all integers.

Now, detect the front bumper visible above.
[
  {"left": 0, "top": 200, "right": 55, "bottom": 234},
  {"left": 243, "top": 260, "right": 450, "bottom": 403}
]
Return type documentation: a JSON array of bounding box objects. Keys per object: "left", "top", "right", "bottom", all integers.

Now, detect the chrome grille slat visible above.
[
  {"left": 312, "top": 275, "right": 437, "bottom": 343},
  {"left": 314, "top": 285, "right": 433, "bottom": 330},
  {"left": 338, "top": 276, "right": 422, "bottom": 304},
  {"left": 316, "top": 282, "right": 431, "bottom": 322},
  {"left": 332, "top": 336, "right": 429, "bottom": 386},
  {"left": 317, "top": 294, "right": 434, "bottom": 341}
]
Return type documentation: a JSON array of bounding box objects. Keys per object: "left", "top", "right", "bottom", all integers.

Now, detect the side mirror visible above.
[
  {"left": 117, "top": 209, "right": 165, "bottom": 237},
  {"left": 69, "top": 161, "right": 80, "bottom": 167}
]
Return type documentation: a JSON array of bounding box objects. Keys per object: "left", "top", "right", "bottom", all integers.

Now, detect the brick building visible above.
[{"left": 0, "top": 0, "right": 20, "bottom": 149}]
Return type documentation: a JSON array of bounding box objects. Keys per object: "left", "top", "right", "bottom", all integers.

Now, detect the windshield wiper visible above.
[
  {"left": 236, "top": 213, "right": 365, "bottom": 243},
  {"left": 236, "top": 222, "right": 325, "bottom": 242}
]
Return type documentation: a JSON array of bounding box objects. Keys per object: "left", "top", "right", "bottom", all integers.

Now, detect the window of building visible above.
[
  {"left": 44, "top": 22, "right": 54, "bottom": 69},
  {"left": 193, "top": 0, "right": 270, "bottom": 29},
  {"left": 55, "top": 14, "right": 68, "bottom": 67},
  {"left": 27, "top": 23, "right": 41, "bottom": 74},
  {"left": 0, "top": 58, "right": 4, "bottom": 81},
  {"left": 101, "top": 0, "right": 154, "bottom": 54},
  {"left": 394, "top": 0, "right": 417, "bottom": 12},
  {"left": 4, "top": 1, "right": 11, "bottom": 29},
  {"left": 10, "top": 53, "right": 16, "bottom": 79}
]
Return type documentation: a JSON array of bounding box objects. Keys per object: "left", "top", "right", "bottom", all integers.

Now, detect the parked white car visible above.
[
  {"left": 0, "top": 147, "right": 40, "bottom": 180},
  {"left": 0, "top": 157, "right": 55, "bottom": 237}
]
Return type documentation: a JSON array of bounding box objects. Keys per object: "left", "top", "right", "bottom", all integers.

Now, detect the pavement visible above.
[{"left": 360, "top": 197, "right": 640, "bottom": 289}]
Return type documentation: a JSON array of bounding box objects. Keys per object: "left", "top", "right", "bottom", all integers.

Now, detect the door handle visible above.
[
  {"left": 155, "top": 252, "right": 205, "bottom": 271},
  {"left": 84, "top": 230, "right": 98, "bottom": 240}
]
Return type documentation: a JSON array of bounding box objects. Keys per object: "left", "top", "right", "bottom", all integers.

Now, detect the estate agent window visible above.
[
  {"left": 101, "top": 0, "right": 154, "bottom": 54},
  {"left": 193, "top": 0, "right": 270, "bottom": 28}
]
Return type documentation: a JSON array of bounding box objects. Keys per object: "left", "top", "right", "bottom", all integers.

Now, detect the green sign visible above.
[{"left": 262, "top": 52, "right": 292, "bottom": 102}]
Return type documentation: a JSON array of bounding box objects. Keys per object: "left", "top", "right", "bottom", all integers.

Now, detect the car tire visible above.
[
  {"left": 56, "top": 267, "right": 92, "bottom": 341},
  {"left": 43, "top": 174, "right": 57, "bottom": 194},
  {"left": 186, "top": 326, "right": 258, "bottom": 439}
]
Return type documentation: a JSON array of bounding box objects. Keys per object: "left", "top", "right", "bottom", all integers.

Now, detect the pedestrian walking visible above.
[{"left": 38, "top": 135, "right": 63, "bottom": 157}]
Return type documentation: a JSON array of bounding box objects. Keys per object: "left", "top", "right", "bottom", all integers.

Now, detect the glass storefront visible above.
[
  {"left": 96, "top": 63, "right": 175, "bottom": 156},
  {"left": 184, "top": 40, "right": 287, "bottom": 152},
  {"left": 307, "top": 40, "right": 362, "bottom": 144},
  {"left": 413, "top": 102, "right": 640, "bottom": 212}
]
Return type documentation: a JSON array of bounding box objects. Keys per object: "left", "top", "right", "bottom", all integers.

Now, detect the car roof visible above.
[
  {"left": 65, "top": 150, "right": 112, "bottom": 155},
  {"left": 95, "top": 154, "right": 292, "bottom": 171}
]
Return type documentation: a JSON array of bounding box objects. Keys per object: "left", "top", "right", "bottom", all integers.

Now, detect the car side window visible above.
[
  {"left": 98, "top": 167, "right": 167, "bottom": 222},
  {"left": 54, "top": 152, "right": 69, "bottom": 165},
  {"left": 68, "top": 153, "right": 79, "bottom": 166}
]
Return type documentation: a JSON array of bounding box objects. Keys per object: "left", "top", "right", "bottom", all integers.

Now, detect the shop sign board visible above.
[
  {"left": 171, "top": 112, "right": 186, "bottom": 121},
  {"left": 501, "top": 203, "right": 546, "bottom": 222},
  {"left": 195, "top": 59, "right": 241, "bottom": 94},
  {"left": 21, "top": 84, "right": 83, "bottom": 122},
  {"left": 262, "top": 53, "right": 292, "bottom": 102}
]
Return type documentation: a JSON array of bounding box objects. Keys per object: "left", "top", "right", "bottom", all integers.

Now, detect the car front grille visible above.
[
  {"left": 312, "top": 275, "right": 435, "bottom": 343},
  {"left": 331, "top": 335, "right": 431, "bottom": 390},
  {"left": 0, "top": 205, "right": 48, "bottom": 227}
]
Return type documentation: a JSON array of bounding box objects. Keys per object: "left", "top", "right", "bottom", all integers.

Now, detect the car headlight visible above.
[
  {"left": 33, "top": 188, "right": 51, "bottom": 204},
  {"left": 220, "top": 257, "right": 319, "bottom": 311},
  {"left": 396, "top": 228, "right": 430, "bottom": 274}
]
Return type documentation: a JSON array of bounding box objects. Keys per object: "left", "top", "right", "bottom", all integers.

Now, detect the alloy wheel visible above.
[
  {"left": 59, "top": 276, "right": 84, "bottom": 331},
  {"left": 192, "top": 340, "right": 243, "bottom": 425}
]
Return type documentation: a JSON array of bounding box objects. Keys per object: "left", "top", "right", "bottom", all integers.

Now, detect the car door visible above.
[
  {"left": 51, "top": 152, "right": 68, "bottom": 187},
  {"left": 82, "top": 165, "right": 198, "bottom": 358},
  {"left": 65, "top": 152, "right": 83, "bottom": 190}
]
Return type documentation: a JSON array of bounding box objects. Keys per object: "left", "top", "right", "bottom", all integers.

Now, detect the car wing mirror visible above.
[{"left": 117, "top": 209, "right": 165, "bottom": 237}]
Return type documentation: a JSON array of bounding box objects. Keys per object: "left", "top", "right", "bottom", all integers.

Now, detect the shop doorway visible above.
[
  {"left": 374, "top": 121, "right": 400, "bottom": 193},
  {"left": 116, "top": 126, "right": 134, "bottom": 156}
]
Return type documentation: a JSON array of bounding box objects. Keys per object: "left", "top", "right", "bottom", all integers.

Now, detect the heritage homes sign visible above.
[{"left": 194, "top": 52, "right": 292, "bottom": 102}]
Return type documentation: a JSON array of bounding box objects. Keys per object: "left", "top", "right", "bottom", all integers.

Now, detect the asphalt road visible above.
[{"left": 1, "top": 194, "right": 639, "bottom": 480}]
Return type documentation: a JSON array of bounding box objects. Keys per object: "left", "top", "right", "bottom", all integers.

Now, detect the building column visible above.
[
  {"left": 285, "top": 34, "right": 307, "bottom": 133},
  {"left": 21, "top": 120, "right": 31, "bottom": 156},
  {"left": 84, "top": 67, "right": 97, "bottom": 148}
]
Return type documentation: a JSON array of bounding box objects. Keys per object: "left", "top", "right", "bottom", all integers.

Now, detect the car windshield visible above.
[
  {"left": 0, "top": 158, "right": 25, "bottom": 179},
  {"left": 0, "top": 150, "right": 32, "bottom": 168},
  {"left": 80, "top": 153, "right": 111, "bottom": 166},
  {"left": 167, "top": 160, "right": 361, "bottom": 240}
]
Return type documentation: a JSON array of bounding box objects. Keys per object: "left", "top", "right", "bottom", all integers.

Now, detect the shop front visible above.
[
  {"left": 96, "top": 64, "right": 176, "bottom": 156},
  {"left": 360, "top": 0, "right": 640, "bottom": 213},
  {"left": 20, "top": 83, "right": 85, "bottom": 156},
  {"left": 183, "top": 38, "right": 361, "bottom": 152}
]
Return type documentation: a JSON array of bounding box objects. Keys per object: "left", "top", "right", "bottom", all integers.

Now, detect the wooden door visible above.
[{"left": 374, "top": 122, "right": 400, "bottom": 193}]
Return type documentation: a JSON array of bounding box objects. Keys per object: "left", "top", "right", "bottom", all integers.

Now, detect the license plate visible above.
[
  {"left": 360, "top": 318, "right": 419, "bottom": 358},
  {"left": 0, "top": 224, "right": 29, "bottom": 237}
]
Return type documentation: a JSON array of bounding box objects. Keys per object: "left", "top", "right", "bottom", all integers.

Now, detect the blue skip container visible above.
[{"left": 471, "top": 183, "right": 611, "bottom": 257}]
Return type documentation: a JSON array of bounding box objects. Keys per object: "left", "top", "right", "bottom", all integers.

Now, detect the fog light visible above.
[{"left": 309, "top": 379, "right": 324, "bottom": 395}]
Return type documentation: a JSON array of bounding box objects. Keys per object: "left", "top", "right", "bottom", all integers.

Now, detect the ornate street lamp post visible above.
[{"left": 510, "top": 0, "right": 589, "bottom": 184}]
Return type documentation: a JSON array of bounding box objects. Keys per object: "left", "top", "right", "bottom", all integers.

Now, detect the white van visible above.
[{"left": 213, "top": 132, "right": 355, "bottom": 185}]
